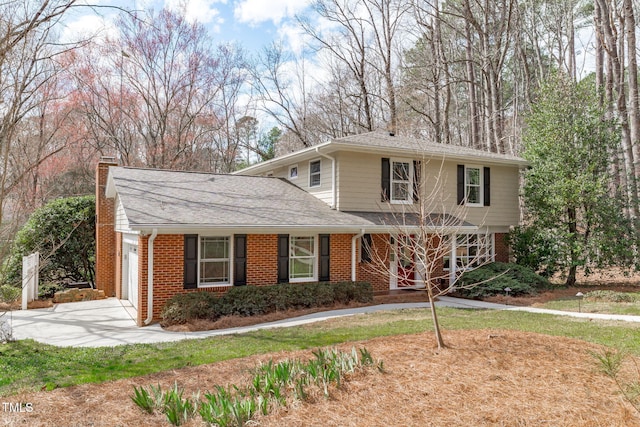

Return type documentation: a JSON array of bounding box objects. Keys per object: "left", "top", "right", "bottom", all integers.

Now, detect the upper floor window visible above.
[
  {"left": 465, "top": 166, "right": 482, "bottom": 205},
  {"left": 309, "top": 160, "right": 321, "bottom": 187},
  {"left": 382, "top": 158, "right": 420, "bottom": 203},
  {"left": 391, "top": 159, "right": 413, "bottom": 203},
  {"left": 289, "top": 165, "right": 298, "bottom": 179},
  {"left": 457, "top": 165, "right": 490, "bottom": 207}
]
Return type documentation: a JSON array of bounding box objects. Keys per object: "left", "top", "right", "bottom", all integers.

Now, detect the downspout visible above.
[
  {"left": 315, "top": 147, "right": 336, "bottom": 209},
  {"left": 144, "top": 228, "right": 158, "bottom": 325},
  {"left": 351, "top": 229, "right": 365, "bottom": 281}
]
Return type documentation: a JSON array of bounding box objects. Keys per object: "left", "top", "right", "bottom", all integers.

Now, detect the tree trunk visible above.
[
  {"left": 427, "top": 283, "right": 446, "bottom": 350},
  {"left": 465, "top": 20, "right": 480, "bottom": 148},
  {"left": 596, "top": 0, "right": 639, "bottom": 219},
  {"left": 624, "top": 0, "right": 640, "bottom": 198},
  {"left": 566, "top": 206, "right": 578, "bottom": 287}
]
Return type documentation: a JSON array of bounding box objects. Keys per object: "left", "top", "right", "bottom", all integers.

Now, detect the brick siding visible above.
[
  {"left": 494, "top": 232, "right": 510, "bottom": 263},
  {"left": 95, "top": 161, "right": 117, "bottom": 297},
  {"left": 330, "top": 234, "right": 353, "bottom": 282},
  {"left": 246, "top": 234, "right": 278, "bottom": 285},
  {"left": 133, "top": 233, "right": 363, "bottom": 325},
  {"left": 358, "top": 233, "right": 391, "bottom": 292}
]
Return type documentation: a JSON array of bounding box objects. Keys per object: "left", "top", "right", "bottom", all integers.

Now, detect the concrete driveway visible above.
[
  {"left": 4, "top": 296, "right": 640, "bottom": 348},
  {"left": 5, "top": 298, "right": 435, "bottom": 347}
]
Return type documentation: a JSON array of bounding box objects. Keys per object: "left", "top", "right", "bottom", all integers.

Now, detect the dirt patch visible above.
[{"left": 2, "top": 330, "right": 637, "bottom": 426}]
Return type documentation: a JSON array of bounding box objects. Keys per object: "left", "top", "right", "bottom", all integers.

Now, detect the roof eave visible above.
[
  {"left": 126, "top": 223, "right": 478, "bottom": 235},
  {"left": 233, "top": 141, "right": 333, "bottom": 175},
  {"left": 332, "top": 141, "right": 528, "bottom": 167}
]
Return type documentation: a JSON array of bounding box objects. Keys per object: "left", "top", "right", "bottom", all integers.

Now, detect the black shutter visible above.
[
  {"left": 319, "top": 234, "right": 330, "bottom": 282},
  {"left": 413, "top": 160, "right": 421, "bottom": 202},
  {"left": 361, "top": 234, "right": 372, "bottom": 263},
  {"left": 381, "top": 158, "right": 390, "bottom": 201},
  {"left": 277, "top": 234, "right": 289, "bottom": 283},
  {"left": 183, "top": 234, "right": 198, "bottom": 289},
  {"left": 234, "top": 234, "right": 247, "bottom": 286},
  {"left": 457, "top": 164, "right": 465, "bottom": 205},
  {"left": 483, "top": 167, "right": 491, "bottom": 206}
]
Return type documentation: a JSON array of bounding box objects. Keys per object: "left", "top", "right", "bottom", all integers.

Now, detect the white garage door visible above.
[{"left": 128, "top": 245, "right": 139, "bottom": 309}]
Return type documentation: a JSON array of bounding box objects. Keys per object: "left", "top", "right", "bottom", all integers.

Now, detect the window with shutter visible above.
[
  {"left": 183, "top": 234, "right": 198, "bottom": 289},
  {"left": 234, "top": 235, "right": 246, "bottom": 286},
  {"left": 457, "top": 164, "right": 490, "bottom": 207}
]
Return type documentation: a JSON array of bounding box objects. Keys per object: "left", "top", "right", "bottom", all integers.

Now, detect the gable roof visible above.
[
  {"left": 237, "top": 131, "right": 527, "bottom": 175},
  {"left": 106, "top": 167, "right": 379, "bottom": 232},
  {"left": 331, "top": 132, "right": 526, "bottom": 165}
]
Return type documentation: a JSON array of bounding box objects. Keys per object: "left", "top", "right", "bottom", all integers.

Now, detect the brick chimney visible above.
[{"left": 95, "top": 157, "right": 118, "bottom": 297}]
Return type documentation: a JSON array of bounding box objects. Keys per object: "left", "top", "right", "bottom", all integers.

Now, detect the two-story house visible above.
[{"left": 95, "top": 132, "right": 526, "bottom": 326}]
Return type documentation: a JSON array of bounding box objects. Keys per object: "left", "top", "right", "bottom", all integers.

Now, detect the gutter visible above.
[
  {"left": 315, "top": 147, "right": 337, "bottom": 209},
  {"left": 351, "top": 229, "right": 365, "bottom": 281},
  {"left": 144, "top": 228, "right": 158, "bottom": 325}
]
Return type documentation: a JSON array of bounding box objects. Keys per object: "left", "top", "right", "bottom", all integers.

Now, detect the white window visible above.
[
  {"left": 289, "top": 165, "right": 298, "bottom": 179},
  {"left": 391, "top": 159, "right": 412, "bottom": 203},
  {"left": 444, "top": 234, "right": 493, "bottom": 271},
  {"left": 200, "top": 236, "right": 231, "bottom": 285},
  {"left": 309, "top": 160, "right": 321, "bottom": 187},
  {"left": 465, "top": 166, "right": 482, "bottom": 206},
  {"left": 290, "top": 236, "right": 316, "bottom": 281}
]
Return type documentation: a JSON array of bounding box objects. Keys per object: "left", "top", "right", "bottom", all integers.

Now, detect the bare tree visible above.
[
  {"left": 249, "top": 42, "right": 314, "bottom": 149},
  {"left": 365, "top": 160, "right": 492, "bottom": 349},
  {"left": 0, "top": 1, "right": 81, "bottom": 257},
  {"left": 70, "top": 8, "right": 248, "bottom": 172}
]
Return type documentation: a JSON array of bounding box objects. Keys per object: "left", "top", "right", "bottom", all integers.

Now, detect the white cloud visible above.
[
  {"left": 277, "top": 22, "right": 309, "bottom": 56},
  {"left": 234, "top": 0, "right": 311, "bottom": 26},
  {"left": 164, "top": 0, "right": 225, "bottom": 25},
  {"left": 59, "top": 14, "right": 118, "bottom": 44}
]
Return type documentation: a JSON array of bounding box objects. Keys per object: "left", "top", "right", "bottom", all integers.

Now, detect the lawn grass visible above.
[
  {"left": 1, "top": 307, "right": 639, "bottom": 397},
  {"left": 536, "top": 292, "right": 640, "bottom": 316}
]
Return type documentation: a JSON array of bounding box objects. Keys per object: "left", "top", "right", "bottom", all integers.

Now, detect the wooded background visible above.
[{"left": 1, "top": 0, "right": 638, "bottom": 264}]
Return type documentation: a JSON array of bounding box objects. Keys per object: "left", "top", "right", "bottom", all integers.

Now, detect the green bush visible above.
[
  {"left": 161, "top": 282, "right": 373, "bottom": 326},
  {"left": 456, "top": 262, "right": 551, "bottom": 299},
  {"left": 2, "top": 195, "right": 96, "bottom": 287},
  {"left": 0, "top": 284, "right": 20, "bottom": 303},
  {"left": 507, "top": 226, "right": 560, "bottom": 277},
  {"left": 161, "top": 292, "right": 221, "bottom": 325}
]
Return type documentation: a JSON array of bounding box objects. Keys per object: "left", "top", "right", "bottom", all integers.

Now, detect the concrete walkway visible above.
[{"left": 4, "top": 296, "right": 640, "bottom": 347}]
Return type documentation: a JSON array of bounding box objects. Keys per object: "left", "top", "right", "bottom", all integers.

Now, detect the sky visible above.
[{"left": 64, "top": 0, "right": 314, "bottom": 54}]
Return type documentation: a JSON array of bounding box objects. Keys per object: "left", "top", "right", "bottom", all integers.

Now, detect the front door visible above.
[{"left": 396, "top": 235, "right": 415, "bottom": 288}]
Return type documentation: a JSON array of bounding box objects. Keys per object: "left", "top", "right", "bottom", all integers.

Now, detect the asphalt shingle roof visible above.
[
  {"left": 343, "top": 211, "right": 475, "bottom": 229},
  {"left": 108, "top": 167, "right": 375, "bottom": 230},
  {"left": 333, "top": 132, "right": 526, "bottom": 164}
]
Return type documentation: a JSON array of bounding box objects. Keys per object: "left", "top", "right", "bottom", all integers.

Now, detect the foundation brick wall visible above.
[
  {"left": 494, "top": 233, "right": 510, "bottom": 263},
  {"left": 358, "top": 233, "right": 391, "bottom": 292},
  {"left": 135, "top": 233, "right": 363, "bottom": 325},
  {"left": 137, "top": 235, "right": 229, "bottom": 326},
  {"left": 330, "top": 234, "right": 353, "bottom": 282},
  {"left": 132, "top": 231, "right": 512, "bottom": 325},
  {"left": 246, "top": 234, "right": 278, "bottom": 286},
  {"left": 95, "top": 161, "right": 117, "bottom": 297}
]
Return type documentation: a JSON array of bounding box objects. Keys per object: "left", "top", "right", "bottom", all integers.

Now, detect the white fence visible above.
[{"left": 21, "top": 252, "right": 39, "bottom": 310}]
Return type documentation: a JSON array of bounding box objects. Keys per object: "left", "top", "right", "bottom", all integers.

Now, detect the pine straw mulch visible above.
[{"left": 3, "top": 330, "right": 639, "bottom": 427}]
